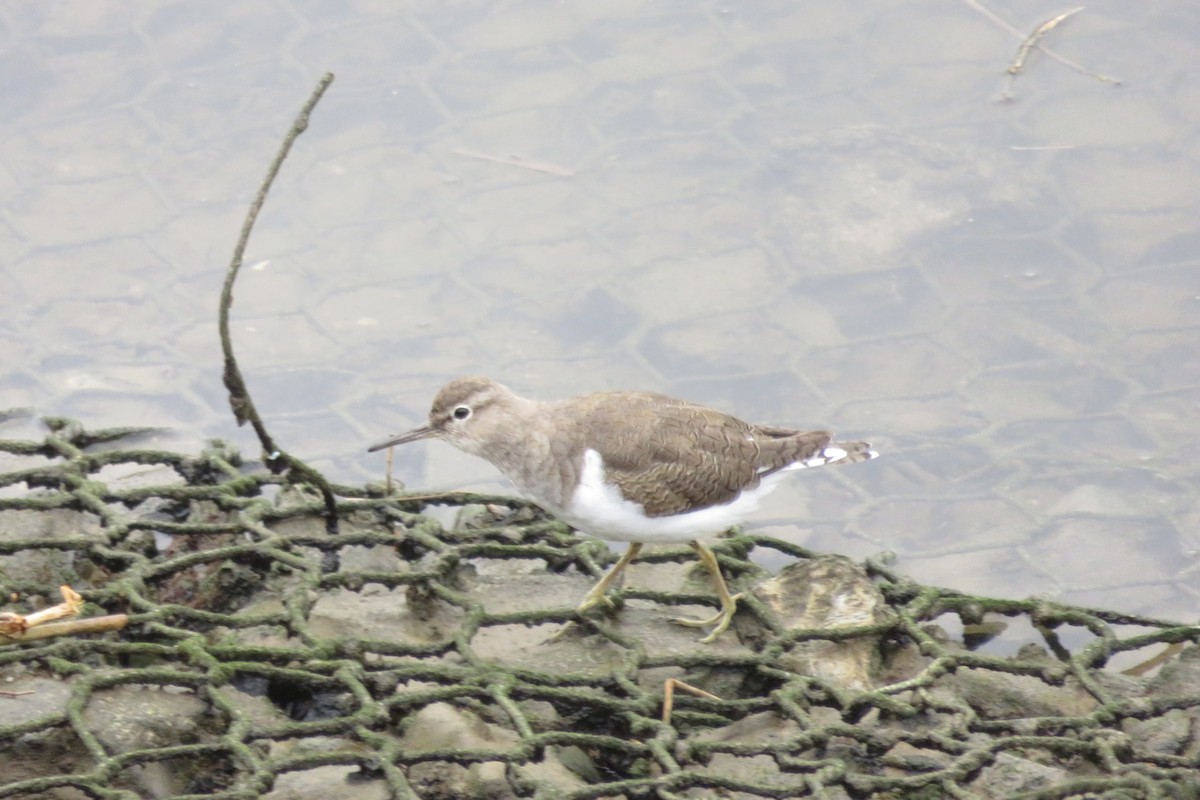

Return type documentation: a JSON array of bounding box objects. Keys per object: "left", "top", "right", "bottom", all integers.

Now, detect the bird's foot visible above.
[
  {"left": 545, "top": 589, "right": 618, "bottom": 644},
  {"left": 548, "top": 543, "right": 644, "bottom": 642},
  {"left": 545, "top": 619, "right": 582, "bottom": 643},
  {"left": 575, "top": 585, "right": 617, "bottom": 615},
  {"left": 672, "top": 592, "right": 744, "bottom": 643}
]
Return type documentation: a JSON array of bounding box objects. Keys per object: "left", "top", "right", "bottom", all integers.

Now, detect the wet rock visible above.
[
  {"left": 400, "top": 699, "right": 517, "bottom": 743},
  {"left": 1124, "top": 708, "right": 1192, "bottom": 757},
  {"left": 548, "top": 744, "right": 602, "bottom": 784},
  {"left": 264, "top": 737, "right": 387, "bottom": 800},
  {"left": 973, "top": 751, "right": 1069, "bottom": 797},
  {"left": 748, "top": 555, "right": 890, "bottom": 689},
  {"left": 394, "top": 702, "right": 589, "bottom": 797},
  {"left": 452, "top": 503, "right": 491, "bottom": 529},
  {"left": 681, "top": 709, "right": 852, "bottom": 797},
  {"left": 0, "top": 676, "right": 73, "bottom": 730},
  {"left": 264, "top": 764, "right": 389, "bottom": 800},
  {"left": 0, "top": 509, "right": 99, "bottom": 587},
  {"left": 337, "top": 543, "right": 408, "bottom": 576},
  {"left": 685, "top": 754, "right": 795, "bottom": 799},
  {"left": 210, "top": 596, "right": 302, "bottom": 651},
  {"left": 307, "top": 586, "right": 462, "bottom": 646},
  {"left": 0, "top": 675, "right": 81, "bottom": 786},
  {"left": 397, "top": 703, "right": 517, "bottom": 799},
  {"left": 942, "top": 668, "right": 1096, "bottom": 720},
  {"left": 82, "top": 683, "right": 208, "bottom": 751},
  {"left": 94, "top": 462, "right": 185, "bottom": 492},
  {"left": 513, "top": 751, "right": 590, "bottom": 797},
  {"left": 1148, "top": 643, "right": 1200, "bottom": 696},
  {"left": 692, "top": 710, "right": 803, "bottom": 748},
  {"left": 1092, "top": 668, "right": 1146, "bottom": 702},
  {"left": 211, "top": 683, "right": 290, "bottom": 729},
  {"left": 467, "top": 563, "right": 586, "bottom": 615},
  {"left": 881, "top": 740, "right": 954, "bottom": 775},
  {"left": 81, "top": 683, "right": 211, "bottom": 797},
  {"left": 511, "top": 698, "right": 559, "bottom": 730},
  {"left": 470, "top": 621, "right": 628, "bottom": 678}
]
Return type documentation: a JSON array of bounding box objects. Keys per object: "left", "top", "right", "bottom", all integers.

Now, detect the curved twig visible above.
[{"left": 218, "top": 72, "right": 341, "bottom": 533}]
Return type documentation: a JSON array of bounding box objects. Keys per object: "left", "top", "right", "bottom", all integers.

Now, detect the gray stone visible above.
[
  {"left": 398, "top": 703, "right": 519, "bottom": 800},
  {"left": 470, "top": 621, "right": 628, "bottom": 679},
  {"left": 264, "top": 765, "right": 389, "bottom": 800},
  {"left": 944, "top": 668, "right": 1097, "bottom": 720},
  {"left": 0, "top": 676, "right": 73, "bottom": 730},
  {"left": 972, "top": 751, "right": 1068, "bottom": 797},
  {"left": 337, "top": 543, "right": 407, "bottom": 575},
  {"left": 1123, "top": 708, "right": 1192, "bottom": 756},
  {"left": 748, "top": 555, "right": 889, "bottom": 690},
  {"left": 80, "top": 683, "right": 211, "bottom": 797},
  {"left": 307, "top": 586, "right": 462, "bottom": 646},
  {"left": 0, "top": 509, "right": 99, "bottom": 586},
  {"left": 1148, "top": 644, "right": 1200, "bottom": 697}
]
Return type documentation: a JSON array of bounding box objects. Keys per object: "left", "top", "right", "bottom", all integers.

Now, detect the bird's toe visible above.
[{"left": 672, "top": 592, "right": 743, "bottom": 642}]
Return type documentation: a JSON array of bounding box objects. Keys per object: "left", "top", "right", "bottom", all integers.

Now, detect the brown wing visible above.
[
  {"left": 566, "top": 393, "right": 831, "bottom": 517},
  {"left": 748, "top": 424, "right": 838, "bottom": 477}
]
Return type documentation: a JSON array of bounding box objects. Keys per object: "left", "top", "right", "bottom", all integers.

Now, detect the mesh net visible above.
[{"left": 1, "top": 415, "right": 1198, "bottom": 800}]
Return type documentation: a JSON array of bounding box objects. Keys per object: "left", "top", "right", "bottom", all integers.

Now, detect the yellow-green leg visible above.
[
  {"left": 576, "top": 542, "right": 643, "bottom": 614},
  {"left": 548, "top": 543, "right": 645, "bottom": 643},
  {"left": 672, "top": 541, "right": 743, "bottom": 642}
]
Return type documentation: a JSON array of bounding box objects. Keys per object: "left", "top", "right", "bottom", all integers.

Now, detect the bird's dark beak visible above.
[{"left": 367, "top": 423, "right": 437, "bottom": 452}]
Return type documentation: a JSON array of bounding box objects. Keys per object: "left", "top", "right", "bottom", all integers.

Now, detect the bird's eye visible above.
[{"left": 452, "top": 406, "right": 471, "bottom": 421}]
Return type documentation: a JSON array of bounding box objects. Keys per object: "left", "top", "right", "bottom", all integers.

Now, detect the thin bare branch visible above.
[{"left": 217, "top": 73, "right": 343, "bottom": 533}]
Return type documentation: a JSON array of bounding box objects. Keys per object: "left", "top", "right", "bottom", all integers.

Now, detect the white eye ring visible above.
[{"left": 452, "top": 406, "right": 471, "bottom": 421}]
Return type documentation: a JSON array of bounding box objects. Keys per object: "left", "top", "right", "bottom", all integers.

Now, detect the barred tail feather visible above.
[{"left": 794, "top": 441, "right": 877, "bottom": 470}]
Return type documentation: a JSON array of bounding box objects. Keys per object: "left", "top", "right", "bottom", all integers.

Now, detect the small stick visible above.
[
  {"left": 0, "top": 585, "right": 84, "bottom": 636},
  {"left": 0, "top": 615, "right": 129, "bottom": 644},
  {"left": 1008, "top": 8, "right": 1085, "bottom": 78},
  {"left": 662, "top": 677, "right": 721, "bottom": 724},
  {"left": 1002, "top": 7, "right": 1119, "bottom": 99},
  {"left": 961, "top": 0, "right": 1120, "bottom": 97},
  {"left": 386, "top": 444, "right": 395, "bottom": 495},
  {"left": 217, "top": 73, "right": 343, "bottom": 534},
  {"left": 1121, "top": 642, "right": 1184, "bottom": 678}
]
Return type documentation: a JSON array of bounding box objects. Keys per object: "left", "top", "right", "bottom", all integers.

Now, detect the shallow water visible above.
[{"left": 1, "top": 0, "right": 1197, "bottom": 621}]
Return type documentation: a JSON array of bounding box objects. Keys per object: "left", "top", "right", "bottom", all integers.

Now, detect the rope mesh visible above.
[{"left": 1, "top": 416, "right": 1198, "bottom": 800}]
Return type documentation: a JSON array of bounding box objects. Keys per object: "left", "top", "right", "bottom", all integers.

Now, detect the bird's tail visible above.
[{"left": 795, "top": 440, "right": 877, "bottom": 469}]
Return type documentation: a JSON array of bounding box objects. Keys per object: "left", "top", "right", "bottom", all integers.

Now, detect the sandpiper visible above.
[{"left": 368, "top": 377, "right": 876, "bottom": 642}]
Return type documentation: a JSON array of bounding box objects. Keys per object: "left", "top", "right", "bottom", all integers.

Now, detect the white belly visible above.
[{"left": 559, "top": 449, "right": 783, "bottom": 544}]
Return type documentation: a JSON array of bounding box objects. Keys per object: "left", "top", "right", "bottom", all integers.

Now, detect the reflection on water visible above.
[{"left": 1, "top": 2, "right": 1196, "bottom": 621}]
